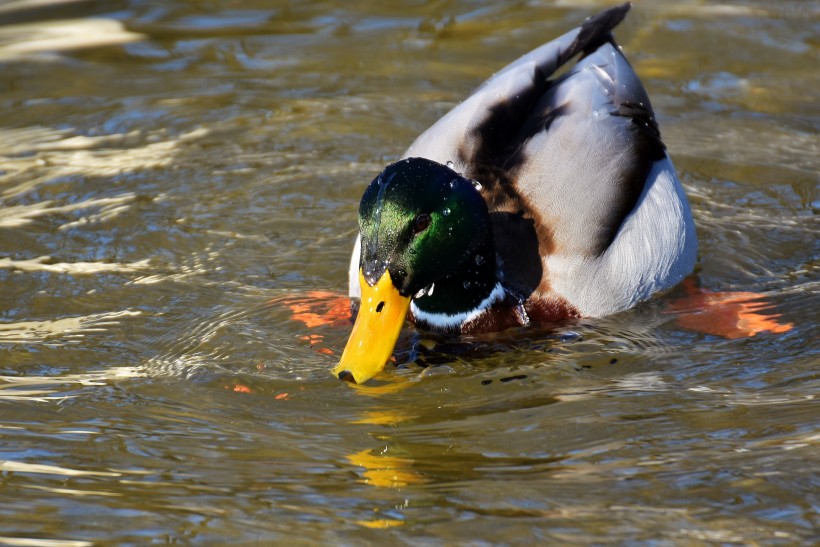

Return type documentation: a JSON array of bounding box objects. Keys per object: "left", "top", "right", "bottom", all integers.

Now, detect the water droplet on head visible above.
[
  {"left": 442, "top": 207, "right": 451, "bottom": 216},
  {"left": 474, "top": 254, "right": 485, "bottom": 265},
  {"left": 472, "top": 180, "right": 482, "bottom": 190},
  {"left": 463, "top": 280, "right": 472, "bottom": 290},
  {"left": 449, "top": 178, "right": 458, "bottom": 189},
  {"left": 446, "top": 161, "right": 454, "bottom": 169}
]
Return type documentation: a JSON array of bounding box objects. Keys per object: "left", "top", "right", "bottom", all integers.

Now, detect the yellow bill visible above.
[{"left": 332, "top": 269, "right": 410, "bottom": 384}]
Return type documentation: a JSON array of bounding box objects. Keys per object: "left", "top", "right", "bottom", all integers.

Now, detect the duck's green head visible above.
[
  {"left": 359, "top": 158, "right": 491, "bottom": 296},
  {"left": 332, "top": 157, "right": 492, "bottom": 384}
]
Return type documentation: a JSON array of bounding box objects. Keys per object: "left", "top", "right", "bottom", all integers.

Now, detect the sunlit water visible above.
[{"left": 0, "top": 1, "right": 817, "bottom": 544}]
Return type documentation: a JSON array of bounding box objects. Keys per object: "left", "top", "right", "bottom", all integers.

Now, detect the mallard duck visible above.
[{"left": 333, "top": 3, "right": 697, "bottom": 383}]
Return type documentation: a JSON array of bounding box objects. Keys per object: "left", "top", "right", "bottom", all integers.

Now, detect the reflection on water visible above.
[{"left": 0, "top": 0, "right": 817, "bottom": 544}]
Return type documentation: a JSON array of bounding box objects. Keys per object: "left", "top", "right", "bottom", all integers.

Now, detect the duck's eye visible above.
[{"left": 411, "top": 213, "right": 431, "bottom": 234}]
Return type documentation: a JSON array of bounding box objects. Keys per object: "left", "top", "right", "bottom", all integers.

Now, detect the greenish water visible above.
[{"left": 0, "top": 1, "right": 817, "bottom": 544}]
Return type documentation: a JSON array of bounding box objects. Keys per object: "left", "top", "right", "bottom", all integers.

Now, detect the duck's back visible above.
[{"left": 401, "top": 4, "right": 697, "bottom": 317}]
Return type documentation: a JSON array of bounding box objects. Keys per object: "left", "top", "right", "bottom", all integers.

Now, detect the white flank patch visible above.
[
  {"left": 547, "top": 157, "right": 697, "bottom": 317},
  {"left": 410, "top": 282, "right": 506, "bottom": 330}
]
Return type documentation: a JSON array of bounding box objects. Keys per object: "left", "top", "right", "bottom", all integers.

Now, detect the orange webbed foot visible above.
[{"left": 667, "top": 278, "right": 793, "bottom": 339}]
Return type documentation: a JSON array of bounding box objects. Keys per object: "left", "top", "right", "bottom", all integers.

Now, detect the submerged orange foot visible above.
[
  {"left": 279, "top": 290, "right": 351, "bottom": 328},
  {"left": 668, "top": 278, "right": 793, "bottom": 339},
  {"left": 273, "top": 290, "right": 351, "bottom": 356}
]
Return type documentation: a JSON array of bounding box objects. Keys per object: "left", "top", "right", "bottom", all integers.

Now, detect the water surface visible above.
[{"left": 0, "top": 0, "right": 817, "bottom": 544}]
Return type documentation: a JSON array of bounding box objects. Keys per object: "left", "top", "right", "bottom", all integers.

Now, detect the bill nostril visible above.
[{"left": 375, "top": 301, "right": 385, "bottom": 313}]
